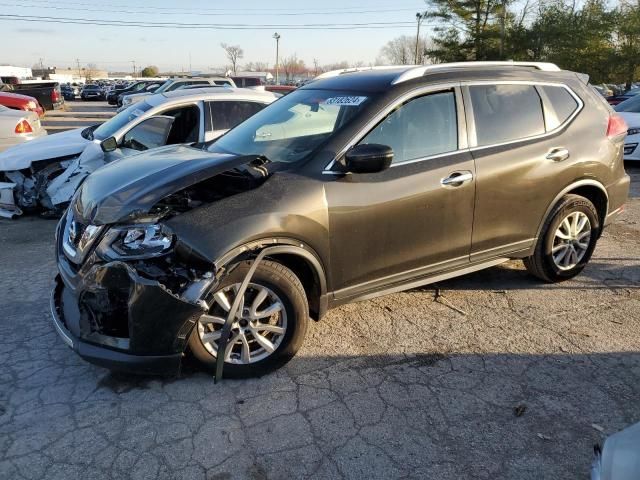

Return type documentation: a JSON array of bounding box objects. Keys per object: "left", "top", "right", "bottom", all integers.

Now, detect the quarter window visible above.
[
  {"left": 539, "top": 85, "right": 579, "bottom": 130},
  {"left": 360, "top": 91, "right": 457, "bottom": 164},
  {"left": 469, "top": 84, "right": 545, "bottom": 146}
]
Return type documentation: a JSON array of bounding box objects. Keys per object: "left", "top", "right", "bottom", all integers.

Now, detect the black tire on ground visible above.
[
  {"left": 188, "top": 260, "right": 309, "bottom": 378},
  {"left": 524, "top": 194, "right": 600, "bottom": 283}
]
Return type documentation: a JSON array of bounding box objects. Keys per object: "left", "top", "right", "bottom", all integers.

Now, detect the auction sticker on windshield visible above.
[{"left": 323, "top": 96, "right": 367, "bottom": 106}]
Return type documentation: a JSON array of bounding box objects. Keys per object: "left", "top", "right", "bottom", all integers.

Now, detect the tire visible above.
[
  {"left": 524, "top": 194, "right": 600, "bottom": 282},
  {"left": 188, "top": 260, "right": 308, "bottom": 378}
]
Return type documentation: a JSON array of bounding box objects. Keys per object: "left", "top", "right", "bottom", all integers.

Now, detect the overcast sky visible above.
[{"left": 1, "top": 0, "right": 434, "bottom": 73}]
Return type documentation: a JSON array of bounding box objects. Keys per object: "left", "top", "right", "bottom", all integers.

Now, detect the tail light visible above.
[
  {"left": 607, "top": 114, "right": 627, "bottom": 139},
  {"left": 15, "top": 120, "right": 33, "bottom": 134},
  {"left": 51, "top": 89, "right": 60, "bottom": 102}
]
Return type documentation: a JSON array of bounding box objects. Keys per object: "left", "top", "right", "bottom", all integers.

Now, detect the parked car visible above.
[
  {"left": 107, "top": 80, "right": 157, "bottom": 105},
  {"left": 606, "top": 88, "right": 640, "bottom": 106},
  {"left": 265, "top": 85, "right": 297, "bottom": 95},
  {"left": 614, "top": 95, "right": 640, "bottom": 161},
  {"left": 49, "top": 61, "right": 629, "bottom": 377},
  {"left": 231, "top": 76, "right": 263, "bottom": 88},
  {"left": 80, "top": 84, "right": 105, "bottom": 101},
  {"left": 115, "top": 82, "right": 163, "bottom": 107},
  {"left": 60, "top": 85, "right": 76, "bottom": 101},
  {"left": 0, "top": 88, "right": 277, "bottom": 217},
  {"left": 118, "top": 77, "right": 235, "bottom": 110},
  {"left": 0, "top": 91, "right": 44, "bottom": 117},
  {"left": 591, "top": 421, "right": 640, "bottom": 480},
  {"left": 0, "top": 105, "right": 46, "bottom": 153},
  {"left": 0, "top": 81, "right": 63, "bottom": 111}
]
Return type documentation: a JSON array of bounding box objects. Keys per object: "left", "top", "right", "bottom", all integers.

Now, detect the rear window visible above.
[
  {"left": 469, "top": 84, "right": 545, "bottom": 146},
  {"left": 539, "top": 85, "right": 579, "bottom": 129}
]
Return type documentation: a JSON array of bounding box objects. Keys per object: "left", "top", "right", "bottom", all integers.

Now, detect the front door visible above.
[{"left": 325, "top": 88, "right": 476, "bottom": 300}]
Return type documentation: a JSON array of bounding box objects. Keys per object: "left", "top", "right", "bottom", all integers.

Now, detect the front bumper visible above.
[
  {"left": 52, "top": 236, "right": 206, "bottom": 374},
  {"left": 51, "top": 277, "right": 183, "bottom": 374}
]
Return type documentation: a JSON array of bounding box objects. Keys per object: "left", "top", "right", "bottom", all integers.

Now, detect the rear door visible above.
[{"left": 464, "top": 82, "right": 582, "bottom": 261}]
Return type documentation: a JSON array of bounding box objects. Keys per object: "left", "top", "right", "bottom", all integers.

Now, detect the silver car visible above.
[{"left": 0, "top": 105, "right": 46, "bottom": 153}]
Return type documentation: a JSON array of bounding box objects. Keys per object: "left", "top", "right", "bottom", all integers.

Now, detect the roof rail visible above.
[
  {"left": 313, "top": 65, "right": 408, "bottom": 81},
  {"left": 391, "top": 61, "right": 561, "bottom": 85}
]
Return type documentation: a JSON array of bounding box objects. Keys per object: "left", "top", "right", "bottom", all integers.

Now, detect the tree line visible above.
[{"left": 382, "top": 0, "right": 639, "bottom": 87}]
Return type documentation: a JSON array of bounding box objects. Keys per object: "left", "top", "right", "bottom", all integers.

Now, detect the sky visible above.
[{"left": 1, "top": 0, "right": 434, "bottom": 73}]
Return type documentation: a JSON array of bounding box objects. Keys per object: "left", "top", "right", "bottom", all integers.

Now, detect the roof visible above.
[
  {"left": 161, "top": 86, "right": 276, "bottom": 100},
  {"left": 305, "top": 62, "right": 562, "bottom": 92}
]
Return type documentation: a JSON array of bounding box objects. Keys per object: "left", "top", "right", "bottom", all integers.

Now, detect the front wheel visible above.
[
  {"left": 524, "top": 194, "right": 600, "bottom": 282},
  {"left": 188, "top": 260, "right": 309, "bottom": 378}
]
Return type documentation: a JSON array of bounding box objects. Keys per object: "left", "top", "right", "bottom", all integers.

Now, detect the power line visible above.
[
  {"left": 20, "top": 0, "right": 424, "bottom": 14},
  {"left": 1, "top": 1, "right": 427, "bottom": 16},
  {"left": 0, "top": 14, "right": 424, "bottom": 30}
]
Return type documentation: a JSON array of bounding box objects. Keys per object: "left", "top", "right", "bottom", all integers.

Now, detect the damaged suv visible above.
[{"left": 52, "top": 62, "right": 630, "bottom": 377}]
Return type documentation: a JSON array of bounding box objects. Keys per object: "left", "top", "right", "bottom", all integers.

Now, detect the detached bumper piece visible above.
[{"left": 52, "top": 259, "right": 204, "bottom": 375}]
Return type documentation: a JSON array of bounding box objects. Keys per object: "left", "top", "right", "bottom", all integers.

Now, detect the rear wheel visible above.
[
  {"left": 524, "top": 194, "right": 600, "bottom": 282},
  {"left": 188, "top": 260, "right": 308, "bottom": 378}
]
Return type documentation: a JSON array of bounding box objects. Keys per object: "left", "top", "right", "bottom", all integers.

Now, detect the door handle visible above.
[
  {"left": 441, "top": 171, "right": 473, "bottom": 187},
  {"left": 546, "top": 147, "right": 570, "bottom": 162}
]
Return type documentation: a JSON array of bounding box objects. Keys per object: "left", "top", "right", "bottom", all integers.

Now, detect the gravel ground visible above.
[{"left": 0, "top": 165, "right": 638, "bottom": 480}]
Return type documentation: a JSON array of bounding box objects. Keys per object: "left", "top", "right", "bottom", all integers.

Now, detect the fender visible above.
[
  {"left": 534, "top": 178, "right": 609, "bottom": 242},
  {"left": 215, "top": 237, "right": 329, "bottom": 319}
]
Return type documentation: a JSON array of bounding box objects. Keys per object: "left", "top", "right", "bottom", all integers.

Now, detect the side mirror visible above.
[
  {"left": 100, "top": 136, "right": 117, "bottom": 153},
  {"left": 344, "top": 144, "right": 393, "bottom": 174}
]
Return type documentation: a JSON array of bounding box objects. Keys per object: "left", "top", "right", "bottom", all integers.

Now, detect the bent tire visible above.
[
  {"left": 188, "top": 260, "right": 309, "bottom": 378},
  {"left": 524, "top": 194, "right": 600, "bottom": 282}
]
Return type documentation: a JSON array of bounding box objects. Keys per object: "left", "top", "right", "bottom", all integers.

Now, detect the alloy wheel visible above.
[
  {"left": 551, "top": 211, "right": 592, "bottom": 270},
  {"left": 197, "top": 283, "right": 287, "bottom": 364}
]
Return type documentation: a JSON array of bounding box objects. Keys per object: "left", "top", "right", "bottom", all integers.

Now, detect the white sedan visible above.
[
  {"left": 0, "top": 105, "right": 46, "bottom": 153},
  {"left": 614, "top": 96, "right": 640, "bottom": 161},
  {"left": 0, "top": 87, "right": 276, "bottom": 217}
]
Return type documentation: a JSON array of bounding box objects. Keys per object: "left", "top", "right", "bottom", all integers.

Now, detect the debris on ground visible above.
[{"left": 514, "top": 404, "right": 527, "bottom": 417}]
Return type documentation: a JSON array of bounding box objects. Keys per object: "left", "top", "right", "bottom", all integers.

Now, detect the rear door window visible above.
[
  {"left": 207, "top": 101, "right": 266, "bottom": 131},
  {"left": 468, "top": 84, "right": 545, "bottom": 146}
]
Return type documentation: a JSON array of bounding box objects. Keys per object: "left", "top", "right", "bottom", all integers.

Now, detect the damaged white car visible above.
[{"left": 0, "top": 87, "right": 276, "bottom": 218}]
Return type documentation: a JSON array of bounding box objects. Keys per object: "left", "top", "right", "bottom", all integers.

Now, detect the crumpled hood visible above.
[
  {"left": 0, "top": 127, "right": 89, "bottom": 171},
  {"left": 76, "top": 144, "right": 257, "bottom": 224}
]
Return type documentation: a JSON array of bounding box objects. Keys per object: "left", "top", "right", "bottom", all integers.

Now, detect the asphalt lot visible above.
[{"left": 1, "top": 102, "right": 639, "bottom": 479}]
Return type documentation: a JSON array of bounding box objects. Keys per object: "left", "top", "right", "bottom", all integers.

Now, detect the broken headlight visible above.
[{"left": 97, "top": 224, "right": 174, "bottom": 260}]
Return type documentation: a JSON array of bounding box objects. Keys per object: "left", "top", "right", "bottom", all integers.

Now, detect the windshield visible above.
[
  {"left": 92, "top": 100, "right": 154, "bottom": 140},
  {"left": 208, "top": 89, "right": 372, "bottom": 163},
  {"left": 154, "top": 80, "right": 174, "bottom": 94},
  {"left": 615, "top": 95, "right": 640, "bottom": 113}
]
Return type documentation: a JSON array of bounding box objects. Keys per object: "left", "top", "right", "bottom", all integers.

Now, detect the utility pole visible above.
[
  {"left": 189, "top": 52, "right": 192, "bottom": 74},
  {"left": 414, "top": 12, "right": 426, "bottom": 65},
  {"left": 76, "top": 58, "right": 81, "bottom": 80},
  {"left": 273, "top": 32, "right": 281, "bottom": 85},
  {"left": 131, "top": 60, "right": 136, "bottom": 78},
  {"left": 39, "top": 57, "right": 44, "bottom": 77},
  {"left": 499, "top": 0, "right": 506, "bottom": 59}
]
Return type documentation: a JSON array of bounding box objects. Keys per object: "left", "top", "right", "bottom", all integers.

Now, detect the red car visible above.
[
  {"left": 265, "top": 85, "right": 297, "bottom": 95},
  {"left": 0, "top": 91, "right": 45, "bottom": 118}
]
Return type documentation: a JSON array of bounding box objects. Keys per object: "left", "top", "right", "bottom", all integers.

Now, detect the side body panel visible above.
[{"left": 465, "top": 79, "right": 619, "bottom": 261}]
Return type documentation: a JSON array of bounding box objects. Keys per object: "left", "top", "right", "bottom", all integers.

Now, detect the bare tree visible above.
[
  {"left": 378, "top": 35, "right": 431, "bottom": 65},
  {"left": 84, "top": 63, "right": 98, "bottom": 81},
  {"left": 244, "top": 61, "right": 269, "bottom": 72},
  {"left": 220, "top": 43, "right": 244, "bottom": 74},
  {"left": 281, "top": 54, "right": 306, "bottom": 82}
]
